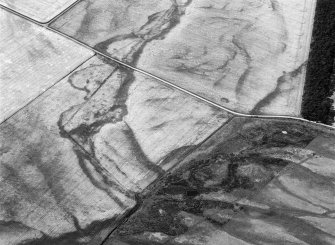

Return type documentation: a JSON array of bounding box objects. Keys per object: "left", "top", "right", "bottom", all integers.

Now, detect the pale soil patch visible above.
[{"left": 0, "top": 0, "right": 79, "bottom": 22}]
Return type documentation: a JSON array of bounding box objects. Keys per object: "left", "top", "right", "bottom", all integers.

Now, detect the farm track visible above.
[{"left": 1, "top": 3, "right": 334, "bottom": 131}]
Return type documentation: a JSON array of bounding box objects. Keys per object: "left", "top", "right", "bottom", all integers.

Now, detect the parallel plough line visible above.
[{"left": 0, "top": 4, "right": 334, "bottom": 131}]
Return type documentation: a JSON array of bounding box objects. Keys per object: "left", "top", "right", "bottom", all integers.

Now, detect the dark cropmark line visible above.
[
  {"left": 0, "top": 56, "right": 93, "bottom": 126},
  {"left": 0, "top": 4, "right": 334, "bottom": 132},
  {"left": 98, "top": 116, "right": 236, "bottom": 245},
  {"left": 0, "top": 3, "right": 334, "bottom": 245}
]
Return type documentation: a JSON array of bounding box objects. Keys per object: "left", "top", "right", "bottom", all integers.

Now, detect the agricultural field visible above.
[
  {"left": 0, "top": 8, "right": 92, "bottom": 123},
  {"left": 0, "top": 54, "right": 230, "bottom": 245},
  {"left": 51, "top": 0, "right": 316, "bottom": 116},
  {"left": 0, "top": 0, "right": 334, "bottom": 244},
  {"left": 0, "top": 0, "right": 78, "bottom": 22}
]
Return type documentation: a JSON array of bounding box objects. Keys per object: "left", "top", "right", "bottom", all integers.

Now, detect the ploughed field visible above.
[
  {"left": 0, "top": 0, "right": 334, "bottom": 244},
  {"left": 51, "top": 0, "right": 317, "bottom": 116}
]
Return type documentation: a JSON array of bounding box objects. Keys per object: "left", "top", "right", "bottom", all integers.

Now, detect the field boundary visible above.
[{"left": 0, "top": 4, "right": 334, "bottom": 131}]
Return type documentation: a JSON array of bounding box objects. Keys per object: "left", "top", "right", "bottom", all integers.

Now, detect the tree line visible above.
[{"left": 302, "top": 0, "right": 335, "bottom": 125}]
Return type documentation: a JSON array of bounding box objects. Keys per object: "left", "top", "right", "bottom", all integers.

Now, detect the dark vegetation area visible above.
[
  {"left": 302, "top": 0, "right": 335, "bottom": 124},
  {"left": 112, "top": 153, "right": 290, "bottom": 244},
  {"left": 106, "top": 119, "right": 321, "bottom": 244}
]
